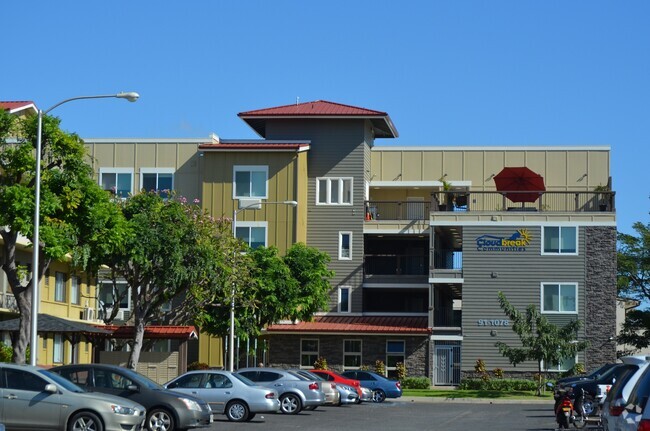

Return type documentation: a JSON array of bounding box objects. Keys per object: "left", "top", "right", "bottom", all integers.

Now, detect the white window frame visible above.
[
  {"left": 339, "top": 231, "right": 352, "bottom": 260},
  {"left": 70, "top": 275, "right": 80, "bottom": 305},
  {"left": 343, "top": 339, "right": 362, "bottom": 370},
  {"left": 541, "top": 282, "right": 578, "bottom": 314},
  {"left": 338, "top": 286, "right": 351, "bottom": 313},
  {"left": 300, "top": 338, "right": 319, "bottom": 369},
  {"left": 316, "top": 177, "right": 353, "bottom": 205},
  {"left": 53, "top": 334, "right": 63, "bottom": 364},
  {"left": 235, "top": 221, "right": 268, "bottom": 249},
  {"left": 140, "top": 168, "right": 175, "bottom": 194},
  {"left": 541, "top": 226, "right": 578, "bottom": 256},
  {"left": 233, "top": 165, "right": 268, "bottom": 199},
  {"left": 99, "top": 281, "right": 131, "bottom": 312},
  {"left": 99, "top": 168, "right": 134, "bottom": 199},
  {"left": 54, "top": 272, "right": 66, "bottom": 303},
  {"left": 386, "top": 340, "right": 405, "bottom": 377},
  {"left": 542, "top": 354, "right": 578, "bottom": 372}
]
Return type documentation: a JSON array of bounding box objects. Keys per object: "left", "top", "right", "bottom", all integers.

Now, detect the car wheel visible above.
[
  {"left": 146, "top": 408, "right": 175, "bottom": 431},
  {"left": 303, "top": 405, "right": 317, "bottom": 411},
  {"left": 68, "top": 411, "right": 104, "bottom": 431},
  {"left": 246, "top": 413, "right": 256, "bottom": 421},
  {"left": 225, "top": 400, "right": 249, "bottom": 422},
  {"left": 372, "top": 389, "right": 386, "bottom": 403},
  {"left": 280, "top": 393, "right": 302, "bottom": 414}
]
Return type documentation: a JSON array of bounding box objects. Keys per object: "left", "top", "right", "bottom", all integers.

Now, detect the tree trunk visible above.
[
  {"left": 13, "top": 289, "right": 32, "bottom": 364},
  {"left": 127, "top": 314, "right": 145, "bottom": 370}
]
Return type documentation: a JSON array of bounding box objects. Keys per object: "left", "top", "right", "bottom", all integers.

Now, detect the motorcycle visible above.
[{"left": 551, "top": 383, "right": 600, "bottom": 430}]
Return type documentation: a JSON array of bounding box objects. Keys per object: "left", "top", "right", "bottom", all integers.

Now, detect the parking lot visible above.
[{"left": 205, "top": 399, "right": 558, "bottom": 431}]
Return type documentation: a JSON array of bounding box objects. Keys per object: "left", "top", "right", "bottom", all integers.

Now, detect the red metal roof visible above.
[
  {"left": 238, "top": 100, "right": 388, "bottom": 117},
  {"left": 0, "top": 101, "right": 37, "bottom": 114},
  {"left": 98, "top": 325, "right": 198, "bottom": 339},
  {"left": 265, "top": 316, "right": 429, "bottom": 335},
  {"left": 198, "top": 140, "right": 310, "bottom": 152}
]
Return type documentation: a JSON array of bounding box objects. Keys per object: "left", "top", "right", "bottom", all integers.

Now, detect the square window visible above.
[
  {"left": 100, "top": 169, "right": 133, "bottom": 198},
  {"left": 235, "top": 223, "right": 267, "bottom": 249},
  {"left": 141, "top": 169, "right": 174, "bottom": 198},
  {"left": 316, "top": 177, "right": 353, "bottom": 205},
  {"left": 543, "top": 226, "right": 577, "bottom": 254},
  {"left": 234, "top": 166, "right": 268, "bottom": 199},
  {"left": 343, "top": 339, "right": 362, "bottom": 370},
  {"left": 55, "top": 272, "right": 66, "bottom": 302},
  {"left": 542, "top": 283, "right": 577, "bottom": 313},
  {"left": 386, "top": 340, "right": 405, "bottom": 378},
  {"left": 53, "top": 334, "right": 63, "bottom": 363}
]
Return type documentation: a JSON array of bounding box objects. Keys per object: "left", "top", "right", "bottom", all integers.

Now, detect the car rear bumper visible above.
[
  {"left": 249, "top": 399, "right": 281, "bottom": 413},
  {"left": 303, "top": 391, "right": 327, "bottom": 407}
]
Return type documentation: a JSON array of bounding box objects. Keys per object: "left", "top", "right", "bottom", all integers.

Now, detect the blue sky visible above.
[{"left": 4, "top": 1, "right": 648, "bottom": 234}]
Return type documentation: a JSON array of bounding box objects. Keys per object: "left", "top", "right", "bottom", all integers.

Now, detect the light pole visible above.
[
  {"left": 30, "top": 92, "right": 139, "bottom": 366},
  {"left": 229, "top": 199, "right": 298, "bottom": 371}
]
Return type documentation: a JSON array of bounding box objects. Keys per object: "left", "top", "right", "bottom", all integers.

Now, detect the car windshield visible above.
[
  {"left": 39, "top": 369, "right": 85, "bottom": 392},
  {"left": 230, "top": 373, "right": 257, "bottom": 386},
  {"left": 117, "top": 367, "right": 164, "bottom": 390}
]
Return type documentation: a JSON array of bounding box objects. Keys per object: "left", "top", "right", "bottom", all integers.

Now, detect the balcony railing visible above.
[
  {"left": 432, "top": 249, "right": 462, "bottom": 270},
  {"left": 365, "top": 191, "right": 615, "bottom": 220},
  {"left": 364, "top": 254, "right": 428, "bottom": 276},
  {"left": 433, "top": 308, "right": 461, "bottom": 328}
]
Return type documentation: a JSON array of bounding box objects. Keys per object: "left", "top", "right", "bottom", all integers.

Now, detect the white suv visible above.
[{"left": 601, "top": 355, "right": 650, "bottom": 431}]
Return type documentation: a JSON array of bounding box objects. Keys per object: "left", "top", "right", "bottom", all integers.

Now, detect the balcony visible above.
[
  {"left": 430, "top": 249, "right": 462, "bottom": 279},
  {"left": 364, "top": 254, "right": 428, "bottom": 283},
  {"left": 433, "top": 307, "right": 462, "bottom": 328}
]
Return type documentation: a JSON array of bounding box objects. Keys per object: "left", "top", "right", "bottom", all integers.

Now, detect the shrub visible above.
[
  {"left": 401, "top": 376, "right": 430, "bottom": 389},
  {"left": 187, "top": 361, "right": 210, "bottom": 371},
  {"left": 313, "top": 356, "right": 328, "bottom": 370},
  {"left": 493, "top": 368, "right": 504, "bottom": 379},
  {"left": 458, "top": 378, "right": 538, "bottom": 391},
  {"left": 375, "top": 359, "right": 386, "bottom": 376},
  {"left": 474, "top": 358, "right": 487, "bottom": 374},
  {"left": 396, "top": 362, "right": 407, "bottom": 380}
]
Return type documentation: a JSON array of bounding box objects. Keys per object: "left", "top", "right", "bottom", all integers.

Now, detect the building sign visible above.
[
  {"left": 475, "top": 229, "right": 531, "bottom": 252},
  {"left": 477, "top": 319, "right": 510, "bottom": 326}
]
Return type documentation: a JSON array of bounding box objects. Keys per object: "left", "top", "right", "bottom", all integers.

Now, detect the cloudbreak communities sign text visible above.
[{"left": 475, "top": 229, "right": 531, "bottom": 252}]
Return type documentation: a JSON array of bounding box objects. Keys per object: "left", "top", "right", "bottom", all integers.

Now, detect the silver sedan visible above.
[
  {"left": 0, "top": 363, "right": 145, "bottom": 431},
  {"left": 165, "top": 370, "right": 280, "bottom": 422}
]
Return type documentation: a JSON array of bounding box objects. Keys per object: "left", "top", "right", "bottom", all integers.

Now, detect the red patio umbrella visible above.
[{"left": 493, "top": 167, "right": 546, "bottom": 203}]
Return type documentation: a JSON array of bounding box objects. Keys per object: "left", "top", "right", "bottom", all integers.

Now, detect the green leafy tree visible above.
[
  {"left": 194, "top": 242, "right": 333, "bottom": 339},
  {"left": 617, "top": 222, "right": 650, "bottom": 352},
  {"left": 96, "top": 191, "right": 236, "bottom": 370},
  {"left": 0, "top": 109, "right": 123, "bottom": 363},
  {"left": 495, "top": 291, "right": 589, "bottom": 395}
]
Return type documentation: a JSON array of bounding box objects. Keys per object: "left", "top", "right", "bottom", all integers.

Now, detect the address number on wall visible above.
[{"left": 477, "top": 319, "right": 510, "bottom": 326}]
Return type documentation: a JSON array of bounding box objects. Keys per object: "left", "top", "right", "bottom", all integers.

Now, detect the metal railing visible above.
[
  {"left": 365, "top": 191, "right": 615, "bottom": 221},
  {"left": 432, "top": 250, "right": 462, "bottom": 270},
  {"left": 433, "top": 308, "right": 462, "bottom": 327},
  {"left": 364, "top": 254, "right": 428, "bottom": 276}
]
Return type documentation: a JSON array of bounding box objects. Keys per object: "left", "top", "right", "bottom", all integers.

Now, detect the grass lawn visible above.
[{"left": 401, "top": 388, "right": 554, "bottom": 400}]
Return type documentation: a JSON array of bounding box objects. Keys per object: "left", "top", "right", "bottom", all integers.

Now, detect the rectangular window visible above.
[
  {"left": 542, "top": 283, "right": 577, "bottom": 313},
  {"left": 99, "top": 168, "right": 133, "bottom": 198},
  {"left": 386, "top": 340, "right": 405, "bottom": 378},
  {"left": 141, "top": 168, "right": 174, "bottom": 198},
  {"left": 338, "top": 286, "right": 351, "bottom": 313},
  {"left": 343, "top": 339, "right": 362, "bottom": 370},
  {"left": 235, "top": 222, "right": 267, "bottom": 249},
  {"left": 53, "top": 334, "right": 63, "bottom": 363},
  {"left": 233, "top": 166, "right": 268, "bottom": 199},
  {"left": 300, "top": 339, "right": 319, "bottom": 368},
  {"left": 99, "top": 281, "right": 130, "bottom": 310},
  {"left": 55, "top": 272, "right": 66, "bottom": 302},
  {"left": 316, "top": 177, "right": 353, "bottom": 205},
  {"left": 71, "top": 276, "right": 81, "bottom": 305},
  {"left": 339, "top": 232, "right": 352, "bottom": 260},
  {"left": 543, "top": 226, "right": 577, "bottom": 255},
  {"left": 544, "top": 355, "right": 577, "bottom": 372}
]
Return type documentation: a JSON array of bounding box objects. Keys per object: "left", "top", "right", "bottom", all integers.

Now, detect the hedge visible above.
[
  {"left": 458, "top": 378, "right": 538, "bottom": 391},
  {"left": 401, "top": 376, "right": 431, "bottom": 389}
]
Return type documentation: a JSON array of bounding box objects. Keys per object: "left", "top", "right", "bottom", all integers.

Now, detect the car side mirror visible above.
[
  {"left": 45, "top": 384, "right": 57, "bottom": 393},
  {"left": 127, "top": 384, "right": 138, "bottom": 392}
]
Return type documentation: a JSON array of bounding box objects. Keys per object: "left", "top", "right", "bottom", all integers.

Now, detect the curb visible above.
[{"left": 400, "top": 396, "right": 554, "bottom": 404}]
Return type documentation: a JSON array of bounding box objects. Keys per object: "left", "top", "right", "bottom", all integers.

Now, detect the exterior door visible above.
[{"left": 433, "top": 346, "right": 454, "bottom": 386}]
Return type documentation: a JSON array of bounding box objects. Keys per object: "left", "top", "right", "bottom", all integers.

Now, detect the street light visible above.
[
  {"left": 229, "top": 199, "right": 298, "bottom": 371},
  {"left": 30, "top": 92, "right": 139, "bottom": 366}
]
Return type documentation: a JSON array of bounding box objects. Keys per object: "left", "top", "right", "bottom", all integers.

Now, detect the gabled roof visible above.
[
  {"left": 238, "top": 100, "right": 398, "bottom": 139},
  {"left": 0, "top": 314, "right": 111, "bottom": 335},
  {"left": 0, "top": 101, "right": 38, "bottom": 114},
  {"left": 198, "top": 139, "right": 310, "bottom": 153},
  {"left": 265, "top": 316, "right": 428, "bottom": 335}
]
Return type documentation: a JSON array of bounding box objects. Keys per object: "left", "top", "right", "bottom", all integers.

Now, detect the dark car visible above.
[
  {"left": 555, "top": 362, "right": 619, "bottom": 386},
  {"left": 340, "top": 370, "right": 402, "bottom": 403},
  {"left": 51, "top": 364, "right": 212, "bottom": 431}
]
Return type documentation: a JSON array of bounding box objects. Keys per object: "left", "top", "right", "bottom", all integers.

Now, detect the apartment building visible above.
[{"left": 5, "top": 99, "right": 616, "bottom": 383}]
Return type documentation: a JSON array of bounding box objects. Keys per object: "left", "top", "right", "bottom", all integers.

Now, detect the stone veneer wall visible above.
[
  {"left": 266, "top": 334, "right": 429, "bottom": 377},
  {"left": 584, "top": 226, "right": 617, "bottom": 368}
]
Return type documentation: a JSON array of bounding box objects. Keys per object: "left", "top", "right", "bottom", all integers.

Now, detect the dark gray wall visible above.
[
  {"left": 265, "top": 119, "right": 372, "bottom": 312},
  {"left": 460, "top": 225, "right": 588, "bottom": 372}
]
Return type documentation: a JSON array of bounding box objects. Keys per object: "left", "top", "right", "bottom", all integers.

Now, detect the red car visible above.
[{"left": 309, "top": 369, "right": 369, "bottom": 402}]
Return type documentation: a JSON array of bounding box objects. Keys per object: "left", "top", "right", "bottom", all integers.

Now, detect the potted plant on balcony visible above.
[
  {"left": 438, "top": 177, "right": 454, "bottom": 211},
  {"left": 594, "top": 184, "right": 609, "bottom": 211}
]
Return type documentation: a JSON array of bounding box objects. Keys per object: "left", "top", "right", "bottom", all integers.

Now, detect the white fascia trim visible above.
[
  {"left": 203, "top": 147, "right": 310, "bottom": 153},
  {"left": 9, "top": 103, "right": 37, "bottom": 114},
  {"left": 264, "top": 331, "right": 429, "bottom": 337},
  {"left": 363, "top": 228, "right": 432, "bottom": 235},
  {"left": 220, "top": 139, "right": 311, "bottom": 144},
  {"left": 362, "top": 312, "right": 428, "bottom": 316},
  {"left": 373, "top": 145, "right": 611, "bottom": 152},
  {"left": 430, "top": 334, "right": 464, "bottom": 341},
  {"left": 363, "top": 283, "right": 430, "bottom": 288},
  {"left": 429, "top": 278, "right": 465, "bottom": 284},
  {"left": 141, "top": 167, "right": 175, "bottom": 174},
  {"left": 84, "top": 138, "right": 209, "bottom": 144},
  {"left": 430, "top": 221, "right": 617, "bottom": 227},
  {"left": 369, "top": 180, "right": 472, "bottom": 188}
]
